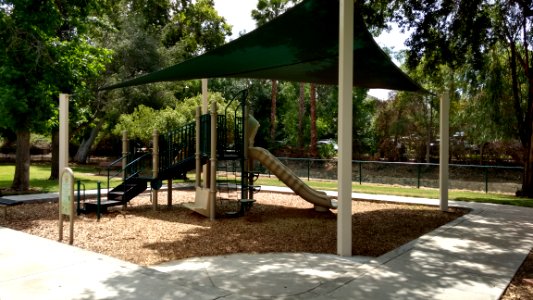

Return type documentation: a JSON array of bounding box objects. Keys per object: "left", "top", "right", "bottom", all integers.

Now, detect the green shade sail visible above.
[{"left": 103, "top": 0, "right": 423, "bottom": 92}]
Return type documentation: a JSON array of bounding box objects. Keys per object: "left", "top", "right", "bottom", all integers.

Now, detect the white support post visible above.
[
  {"left": 202, "top": 79, "right": 209, "bottom": 113},
  {"left": 209, "top": 102, "right": 217, "bottom": 221},
  {"left": 58, "top": 93, "right": 69, "bottom": 242},
  {"left": 201, "top": 79, "right": 209, "bottom": 184},
  {"left": 439, "top": 91, "right": 450, "bottom": 211},
  {"left": 59, "top": 94, "right": 69, "bottom": 174},
  {"left": 337, "top": 0, "right": 354, "bottom": 257}
]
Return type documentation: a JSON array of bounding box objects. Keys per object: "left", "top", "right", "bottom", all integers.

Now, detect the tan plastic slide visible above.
[{"left": 248, "top": 147, "right": 337, "bottom": 210}]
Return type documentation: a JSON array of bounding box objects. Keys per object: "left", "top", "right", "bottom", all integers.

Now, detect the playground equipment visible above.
[
  {"left": 78, "top": 90, "right": 336, "bottom": 218},
  {"left": 248, "top": 147, "right": 337, "bottom": 211}
]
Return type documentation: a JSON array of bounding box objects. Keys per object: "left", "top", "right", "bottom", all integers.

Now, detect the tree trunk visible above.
[
  {"left": 73, "top": 118, "right": 104, "bottom": 163},
  {"left": 310, "top": 83, "right": 318, "bottom": 157},
  {"left": 11, "top": 129, "right": 31, "bottom": 191},
  {"left": 270, "top": 79, "right": 277, "bottom": 144},
  {"left": 50, "top": 128, "right": 59, "bottom": 180},
  {"left": 298, "top": 82, "right": 305, "bottom": 149}
]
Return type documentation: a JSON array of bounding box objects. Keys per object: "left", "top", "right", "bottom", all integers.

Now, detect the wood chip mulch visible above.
[{"left": 1, "top": 190, "right": 466, "bottom": 268}]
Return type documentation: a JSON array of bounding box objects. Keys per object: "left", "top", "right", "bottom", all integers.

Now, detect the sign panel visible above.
[{"left": 60, "top": 168, "right": 74, "bottom": 216}]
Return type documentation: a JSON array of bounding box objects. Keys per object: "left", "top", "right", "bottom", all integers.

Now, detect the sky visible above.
[
  {"left": 213, "top": 0, "right": 257, "bottom": 40},
  {"left": 213, "top": 0, "right": 409, "bottom": 99}
]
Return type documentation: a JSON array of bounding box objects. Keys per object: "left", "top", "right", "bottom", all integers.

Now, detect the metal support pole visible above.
[
  {"left": 241, "top": 98, "right": 249, "bottom": 200},
  {"left": 167, "top": 178, "right": 173, "bottom": 208},
  {"left": 59, "top": 94, "right": 69, "bottom": 178},
  {"left": 359, "top": 162, "right": 362, "bottom": 185},
  {"left": 202, "top": 79, "right": 209, "bottom": 185},
  {"left": 122, "top": 130, "right": 128, "bottom": 210},
  {"left": 337, "top": 0, "right": 354, "bottom": 257},
  {"left": 122, "top": 130, "right": 128, "bottom": 181},
  {"left": 209, "top": 102, "right": 217, "bottom": 221},
  {"left": 77, "top": 180, "right": 81, "bottom": 215},
  {"left": 195, "top": 107, "right": 202, "bottom": 188},
  {"left": 439, "top": 92, "right": 450, "bottom": 211},
  {"left": 152, "top": 129, "right": 159, "bottom": 211},
  {"left": 97, "top": 181, "right": 101, "bottom": 221},
  {"left": 417, "top": 164, "right": 421, "bottom": 189},
  {"left": 307, "top": 159, "right": 311, "bottom": 181},
  {"left": 484, "top": 168, "right": 488, "bottom": 193}
]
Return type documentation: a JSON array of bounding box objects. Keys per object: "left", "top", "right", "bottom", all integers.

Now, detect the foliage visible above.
[
  {"left": 162, "top": 0, "right": 231, "bottom": 58},
  {"left": 0, "top": 0, "right": 114, "bottom": 190},
  {"left": 112, "top": 92, "right": 233, "bottom": 143},
  {"left": 251, "top": 0, "right": 298, "bottom": 26},
  {"left": 0, "top": 1, "right": 111, "bottom": 133},
  {"left": 317, "top": 143, "right": 336, "bottom": 159}
]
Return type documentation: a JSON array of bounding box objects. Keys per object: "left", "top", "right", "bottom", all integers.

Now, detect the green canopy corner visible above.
[{"left": 103, "top": 0, "right": 424, "bottom": 92}]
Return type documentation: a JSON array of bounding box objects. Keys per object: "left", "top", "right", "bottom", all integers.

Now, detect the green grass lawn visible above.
[
  {"left": 1, "top": 163, "right": 532, "bottom": 207},
  {"left": 0, "top": 163, "right": 122, "bottom": 194},
  {"left": 255, "top": 177, "right": 533, "bottom": 208}
]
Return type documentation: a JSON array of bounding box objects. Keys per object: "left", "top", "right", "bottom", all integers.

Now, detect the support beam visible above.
[
  {"left": 209, "top": 102, "right": 217, "bottom": 221},
  {"left": 59, "top": 94, "right": 69, "bottom": 173},
  {"left": 337, "top": 0, "right": 354, "bottom": 257},
  {"left": 152, "top": 129, "right": 159, "bottom": 211},
  {"left": 439, "top": 91, "right": 450, "bottom": 211},
  {"left": 122, "top": 130, "right": 128, "bottom": 210}
]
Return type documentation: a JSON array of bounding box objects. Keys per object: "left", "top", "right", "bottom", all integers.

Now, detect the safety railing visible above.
[{"left": 159, "top": 120, "right": 197, "bottom": 173}]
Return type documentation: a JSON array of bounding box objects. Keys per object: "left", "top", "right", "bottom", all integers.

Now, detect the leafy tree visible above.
[
  {"left": 251, "top": 0, "right": 298, "bottom": 145},
  {"left": 112, "top": 92, "right": 232, "bottom": 143},
  {"left": 364, "top": 0, "right": 533, "bottom": 196},
  {"left": 163, "top": 0, "right": 231, "bottom": 59},
  {"left": 71, "top": 0, "right": 230, "bottom": 164},
  {"left": 0, "top": 0, "right": 111, "bottom": 190}
]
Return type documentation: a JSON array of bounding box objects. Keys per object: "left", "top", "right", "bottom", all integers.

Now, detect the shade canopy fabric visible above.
[{"left": 103, "top": 0, "right": 423, "bottom": 92}]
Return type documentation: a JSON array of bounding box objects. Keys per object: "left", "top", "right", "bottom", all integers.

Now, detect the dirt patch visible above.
[
  {"left": 1, "top": 190, "right": 466, "bottom": 267},
  {"left": 501, "top": 250, "right": 533, "bottom": 299}
]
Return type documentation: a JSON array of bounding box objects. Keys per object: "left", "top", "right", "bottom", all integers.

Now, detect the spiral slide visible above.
[{"left": 248, "top": 147, "right": 337, "bottom": 210}]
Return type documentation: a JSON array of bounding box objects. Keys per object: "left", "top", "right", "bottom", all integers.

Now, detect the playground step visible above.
[
  {"left": 107, "top": 178, "right": 148, "bottom": 202},
  {"left": 108, "top": 191, "right": 126, "bottom": 200},
  {"left": 239, "top": 199, "right": 256, "bottom": 214},
  {"left": 245, "top": 185, "right": 262, "bottom": 193},
  {"left": 217, "top": 183, "right": 239, "bottom": 189},
  {"left": 83, "top": 199, "right": 122, "bottom": 213}
]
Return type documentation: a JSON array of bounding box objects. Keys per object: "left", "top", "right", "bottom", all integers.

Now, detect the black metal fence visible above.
[{"left": 253, "top": 158, "right": 523, "bottom": 194}]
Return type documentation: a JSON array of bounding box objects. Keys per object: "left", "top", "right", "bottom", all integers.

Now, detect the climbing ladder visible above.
[{"left": 216, "top": 159, "right": 240, "bottom": 213}]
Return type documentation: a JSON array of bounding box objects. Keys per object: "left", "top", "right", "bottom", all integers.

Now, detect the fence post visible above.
[
  {"left": 76, "top": 180, "right": 81, "bottom": 216},
  {"left": 359, "top": 161, "right": 362, "bottom": 185},
  {"left": 417, "top": 164, "right": 421, "bottom": 189},
  {"left": 484, "top": 167, "right": 488, "bottom": 193},
  {"left": 97, "top": 181, "right": 101, "bottom": 221},
  {"left": 307, "top": 159, "right": 310, "bottom": 181}
]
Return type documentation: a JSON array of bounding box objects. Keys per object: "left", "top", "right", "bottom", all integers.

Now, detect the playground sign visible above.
[{"left": 58, "top": 167, "right": 75, "bottom": 245}]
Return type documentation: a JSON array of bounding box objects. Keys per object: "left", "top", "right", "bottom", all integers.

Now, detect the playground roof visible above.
[{"left": 103, "top": 0, "right": 424, "bottom": 92}]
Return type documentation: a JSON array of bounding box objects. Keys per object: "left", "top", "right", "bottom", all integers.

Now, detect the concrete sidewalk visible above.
[{"left": 1, "top": 191, "right": 533, "bottom": 299}]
